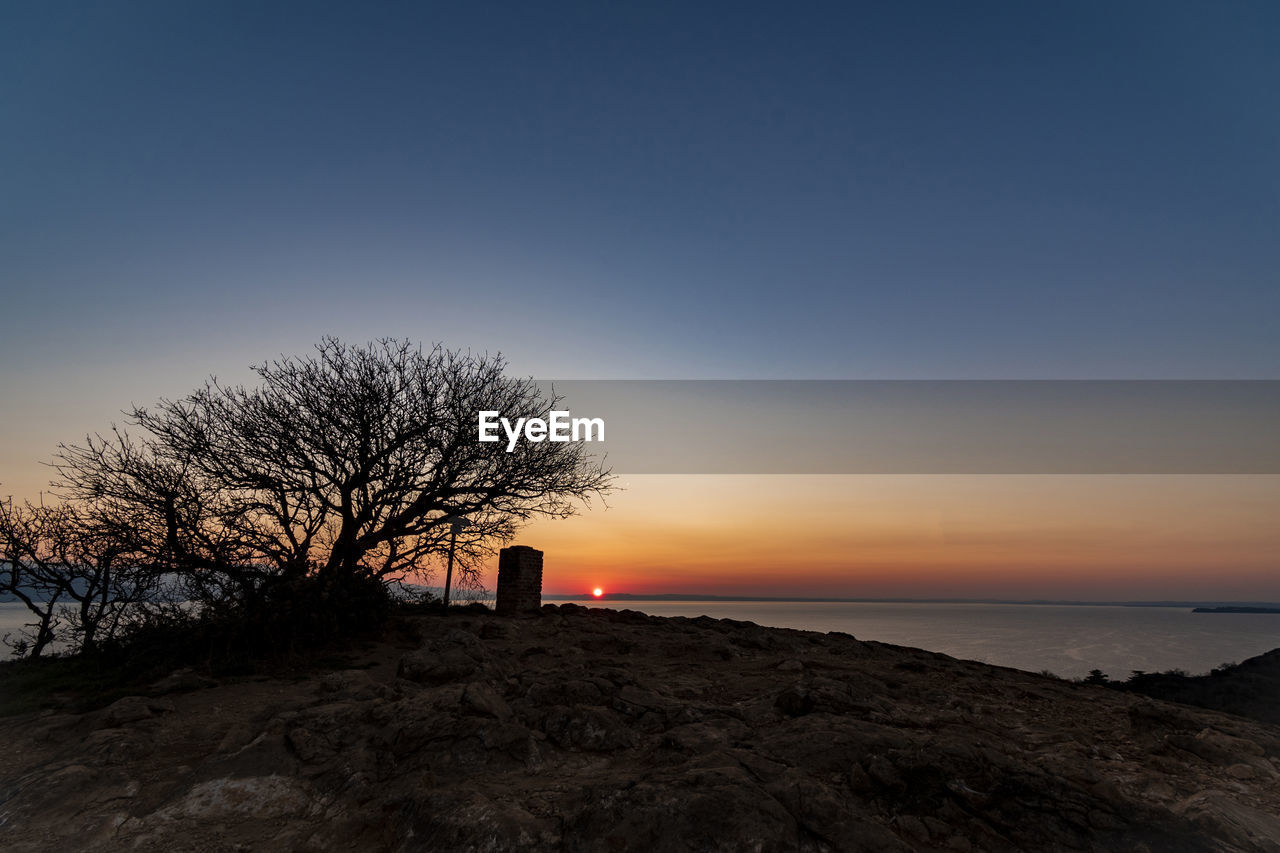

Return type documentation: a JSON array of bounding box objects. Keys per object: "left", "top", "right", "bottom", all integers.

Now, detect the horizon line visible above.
[{"left": 541, "top": 593, "right": 1280, "bottom": 607}]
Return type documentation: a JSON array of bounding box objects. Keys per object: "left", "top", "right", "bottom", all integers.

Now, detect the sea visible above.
[
  {"left": 4, "top": 599, "right": 1279, "bottom": 681},
  {"left": 545, "top": 599, "right": 1280, "bottom": 680}
]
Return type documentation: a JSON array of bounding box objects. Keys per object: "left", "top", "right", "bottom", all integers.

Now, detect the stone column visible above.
[{"left": 495, "top": 545, "right": 544, "bottom": 616}]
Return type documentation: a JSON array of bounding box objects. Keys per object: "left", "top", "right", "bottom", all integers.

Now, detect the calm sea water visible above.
[
  {"left": 5, "top": 600, "right": 1279, "bottom": 680},
  {"left": 547, "top": 599, "right": 1280, "bottom": 680}
]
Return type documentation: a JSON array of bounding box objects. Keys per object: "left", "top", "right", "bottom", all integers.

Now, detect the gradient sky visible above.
[{"left": 3, "top": 3, "right": 1278, "bottom": 598}]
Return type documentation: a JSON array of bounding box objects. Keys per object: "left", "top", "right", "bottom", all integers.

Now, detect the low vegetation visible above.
[{"left": 1109, "top": 653, "right": 1280, "bottom": 726}]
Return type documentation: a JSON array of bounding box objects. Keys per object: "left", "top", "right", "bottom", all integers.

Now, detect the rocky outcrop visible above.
[
  {"left": 1121, "top": 649, "right": 1280, "bottom": 727},
  {"left": 2, "top": 605, "right": 1279, "bottom": 852}
]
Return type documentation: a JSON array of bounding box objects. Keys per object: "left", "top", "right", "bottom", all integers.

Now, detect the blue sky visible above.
[{"left": 2, "top": 1, "right": 1279, "bottom": 497}]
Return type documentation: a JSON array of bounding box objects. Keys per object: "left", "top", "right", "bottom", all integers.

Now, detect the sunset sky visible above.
[{"left": 3, "top": 3, "right": 1278, "bottom": 600}]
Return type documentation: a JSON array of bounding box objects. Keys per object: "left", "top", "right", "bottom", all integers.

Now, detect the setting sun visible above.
[{"left": 592, "top": 587, "right": 604, "bottom": 598}]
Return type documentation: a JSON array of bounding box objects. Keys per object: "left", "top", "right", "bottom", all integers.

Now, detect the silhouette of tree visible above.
[
  {"left": 50, "top": 338, "right": 613, "bottom": 617},
  {"left": 0, "top": 498, "right": 159, "bottom": 656}
]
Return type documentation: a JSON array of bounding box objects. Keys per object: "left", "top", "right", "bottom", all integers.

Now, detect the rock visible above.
[
  {"left": 440, "top": 628, "right": 485, "bottom": 655},
  {"left": 153, "top": 775, "right": 318, "bottom": 821},
  {"left": 806, "top": 675, "right": 887, "bottom": 715},
  {"left": 286, "top": 727, "right": 326, "bottom": 764},
  {"left": 394, "top": 791, "right": 559, "bottom": 851},
  {"left": 318, "top": 670, "right": 388, "bottom": 700},
  {"left": 480, "top": 620, "right": 514, "bottom": 640},
  {"left": 1142, "top": 778, "right": 1177, "bottom": 801},
  {"left": 100, "top": 696, "right": 154, "bottom": 727},
  {"left": 611, "top": 684, "right": 687, "bottom": 724},
  {"left": 1195, "top": 728, "right": 1265, "bottom": 758},
  {"left": 660, "top": 721, "right": 750, "bottom": 754},
  {"left": 148, "top": 668, "right": 217, "bottom": 694},
  {"left": 561, "top": 770, "right": 798, "bottom": 853},
  {"left": 895, "top": 814, "right": 930, "bottom": 841},
  {"left": 461, "top": 681, "right": 513, "bottom": 721},
  {"left": 82, "top": 728, "right": 142, "bottom": 764},
  {"left": 4, "top": 607, "right": 1280, "bottom": 853},
  {"left": 393, "top": 627, "right": 499, "bottom": 685},
  {"left": 774, "top": 684, "right": 814, "bottom": 717},
  {"left": 1174, "top": 790, "right": 1280, "bottom": 852},
  {"left": 524, "top": 678, "right": 605, "bottom": 707},
  {"left": 1128, "top": 700, "right": 1204, "bottom": 736},
  {"left": 731, "top": 626, "right": 782, "bottom": 651},
  {"left": 767, "top": 773, "right": 913, "bottom": 851},
  {"left": 607, "top": 608, "right": 653, "bottom": 625},
  {"left": 865, "top": 754, "right": 906, "bottom": 791},
  {"left": 217, "top": 725, "right": 254, "bottom": 754},
  {"left": 543, "top": 705, "right": 635, "bottom": 752},
  {"left": 397, "top": 649, "right": 477, "bottom": 684}
]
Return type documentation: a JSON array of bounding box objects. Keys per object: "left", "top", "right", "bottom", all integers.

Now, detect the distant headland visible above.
[{"left": 1192, "top": 606, "right": 1280, "bottom": 614}]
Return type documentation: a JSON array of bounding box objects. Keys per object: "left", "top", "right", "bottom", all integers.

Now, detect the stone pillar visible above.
[{"left": 495, "top": 545, "right": 544, "bottom": 616}]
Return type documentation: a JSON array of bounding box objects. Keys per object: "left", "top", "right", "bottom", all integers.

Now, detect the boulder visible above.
[{"left": 543, "top": 705, "right": 636, "bottom": 752}]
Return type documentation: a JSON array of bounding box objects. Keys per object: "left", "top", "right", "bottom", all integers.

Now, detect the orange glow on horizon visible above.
[{"left": 474, "top": 475, "right": 1280, "bottom": 601}]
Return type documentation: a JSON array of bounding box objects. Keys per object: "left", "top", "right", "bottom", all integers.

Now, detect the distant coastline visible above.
[
  {"left": 545, "top": 593, "right": 1280, "bottom": 609},
  {"left": 1191, "top": 606, "right": 1280, "bottom": 614}
]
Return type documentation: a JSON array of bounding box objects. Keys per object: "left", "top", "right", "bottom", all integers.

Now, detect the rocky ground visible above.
[{"left": 2, "top": 604, "right": 1280, "bottom": 852}]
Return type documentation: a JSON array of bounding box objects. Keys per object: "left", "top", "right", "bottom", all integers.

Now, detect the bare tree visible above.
[
  {"left": 0, "top": 498, "right": 159, "bottom": 657},
  {"left": 54, "top": 426, "right": 267, "bottom": 612},
  {"left": 1, "top": 499, "right": 64, "bottom": 657},
  {"left": 52, "top": 339, "right": 612, "bottom": 612}
]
